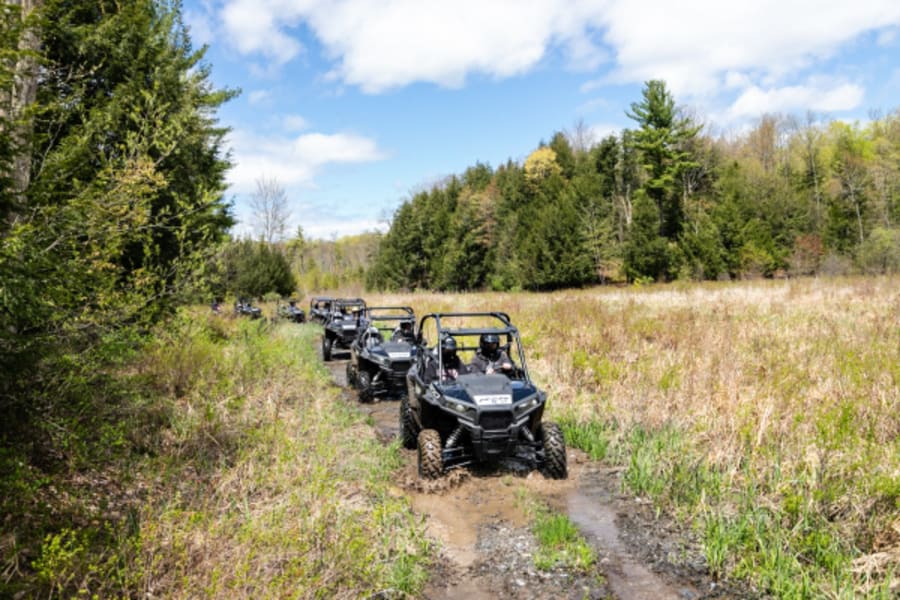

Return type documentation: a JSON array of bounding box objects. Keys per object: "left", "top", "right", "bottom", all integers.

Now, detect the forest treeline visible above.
[
  {"left": 368, "top": 81, "right": 900, "bottom": 290},
  {"left": 1, "top": 0, "right": 234, "bottom": 414},
  {"left": 1, "top": 0, "right": 235, "bottom": 578}
]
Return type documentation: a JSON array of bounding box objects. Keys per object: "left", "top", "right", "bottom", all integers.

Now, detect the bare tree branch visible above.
[{"left": 249, "top": 176, "right": 290, "bottom": 243}]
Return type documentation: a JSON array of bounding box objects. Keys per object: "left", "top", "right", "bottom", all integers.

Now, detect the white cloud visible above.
[
  {"left": 727, "top": 81, "right": 865, "bottom": 119},
  {"left": 597, "top": 1, "right": 900, "bottom": 96},
  {"left": 218, "top": 0, "right": 900, "bottom": 100},
  {"left": 877, "top": 27, "right": 898, "bottom": 46},
  {"left": 292, "top": 132, "right": 384, "bottom": 165},
  {"left": 309, "top": 0, "right": 599, "bottom": 92},
  {"left": 225, "top": 129, "right": 386, "bottom": 192},
  {"left": 184, "top": 8, "right": 214, "bottom": 48},
  {"left": 220, "top": 0, "right": 611, "bottom": 92},
  {"left": 302, "top": 218, "right": 387, "bottom": 240},
  {"left": 248, "top": 89, "right": 272, "bottom": 105},
  {"left": 588, "top": 122, "right": 622, "bottom": 141},
  {"left": 282, "top": 114, "right": 309, "bottom": 132},
  {"left": 220, "top": 0, "right": 306, "bottom": 64}
]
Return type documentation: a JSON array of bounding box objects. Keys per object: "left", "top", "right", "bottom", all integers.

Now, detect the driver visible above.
[
  {"left": 425, "top": 335, "right": 469, "bottom": 382},
  {"left": 365, "top": 326, "right": 383, "bottom": 348},
  {"left": 391, "top": 319, "right": 415, "bottom": 343},
  {"left": 470, "top": 333, "right": 515, "bottom": 375}
]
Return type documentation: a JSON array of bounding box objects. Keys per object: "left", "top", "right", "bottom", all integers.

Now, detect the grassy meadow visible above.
[
  {"left": 367, "top": 276, "right": 899, "bottom": 598},
  {"left": 10, "top": 314, "right": 430, "bottom": 599},
  {"left": 5, "top": 276, "right": 896, "bottom": 599}
]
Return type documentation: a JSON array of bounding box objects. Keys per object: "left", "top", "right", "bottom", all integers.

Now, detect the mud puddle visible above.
[{"left": 325, "top": 358, "right": 731, "bottom": 600}]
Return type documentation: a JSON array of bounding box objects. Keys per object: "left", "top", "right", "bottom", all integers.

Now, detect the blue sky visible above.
[{"left": 182, "top": 0, "right": 900, "bottom": 240}]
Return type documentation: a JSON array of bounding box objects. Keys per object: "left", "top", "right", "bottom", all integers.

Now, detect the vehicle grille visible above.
[
  {"left": 390, "top": 360, "right": 411, "bottom": 374},
  {"left": 479, "top": 411, "right": 513, "bottom": 431}
]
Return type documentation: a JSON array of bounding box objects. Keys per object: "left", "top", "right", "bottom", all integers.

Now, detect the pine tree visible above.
[
  {"left": 1, "top": 0, "right": 234, "bottom": 433},
  {"left": 626, "top": 80, "right": 700, "bottom": 240},
  {"left": 623, "top": 191, "right": 672, "bottom": 281}
]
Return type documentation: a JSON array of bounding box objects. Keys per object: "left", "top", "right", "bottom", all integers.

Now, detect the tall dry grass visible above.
[
  {"left": 367, "top": 276, "right": 900, "bottom": 597},
  {"left": 29, "top": 311, "right": 430, "bottom": 599}
]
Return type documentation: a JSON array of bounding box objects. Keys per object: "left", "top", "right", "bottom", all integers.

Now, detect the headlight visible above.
[
  {"left": 446, "top": 400, "right": 472, "bottom": 415},
  {"left": 515, "top": 395, "right": 541, "bottom": 413}
]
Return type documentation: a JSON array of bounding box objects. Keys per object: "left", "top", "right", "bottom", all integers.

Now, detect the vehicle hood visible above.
[
  {"left": 455, "top": 373, "right": 512, "bottom": 396},
  {"left": 371, "top": 341, "right": 415, "bottom": 358},
  {"left": 442, "top": 373, "right": 538, "bottom": 405}
]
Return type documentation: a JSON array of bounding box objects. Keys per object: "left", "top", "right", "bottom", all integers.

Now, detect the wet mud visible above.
[{"left": 325, "top": 357, "right": 743, "bottom": 600}]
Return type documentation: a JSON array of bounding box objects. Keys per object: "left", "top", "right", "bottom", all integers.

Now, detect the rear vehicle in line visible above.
[{"left": 278, "top": 299, "right": 306, "bottom": 323}]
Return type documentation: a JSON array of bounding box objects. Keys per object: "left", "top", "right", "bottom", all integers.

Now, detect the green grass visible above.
[
  {"left": 10, "top": 309, "right": 432, "bottom": 599},
  {"left": 518, "top": 492, "right": 596, "bottom": 572},
  {"left": 558, "top": 416, "right": 614, "bottom": 461},
  {"left": 532, "top": 512, "right": 596, "bottom": 571},
  {"left": 369, "top": 278, "right": 899, "bottom": 598}
]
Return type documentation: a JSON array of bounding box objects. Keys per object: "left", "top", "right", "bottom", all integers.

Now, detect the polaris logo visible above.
[{"left": 473, "top": 394, "right": 512, "bottom": 406}]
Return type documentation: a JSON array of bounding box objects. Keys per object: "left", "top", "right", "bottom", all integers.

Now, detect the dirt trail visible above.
[{"left": 327, "top": 357, "right": 730, "bottom": 600}]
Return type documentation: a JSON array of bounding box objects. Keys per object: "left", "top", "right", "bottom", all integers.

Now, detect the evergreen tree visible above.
[
  {"left": 549, "top": 131, "right": 576, "bottom": 179},
  {"left": 623, "top": 191, "right": 673, "bottom": 281},
  {"left": 223, "top": 240, "right": 296, "bottom": 298},
  {"left": 366, "top": 82, "right": 898, "bottom": 289},
  {"left": 1, "top": 0, "right": 234, "bottom": 435},
  {"left": 438, "top": 185, "right": 497, "bottom": 290},
  {"left": 626, "top": 80, "right": 701, "bottom": 240},
  {"left": 0, "top": 1, "right": 25, "bottom": 222}
]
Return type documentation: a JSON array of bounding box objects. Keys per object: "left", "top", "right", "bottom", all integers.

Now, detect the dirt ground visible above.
[{"left": 326, "top": 354, "right": 750, "bottom": 600}]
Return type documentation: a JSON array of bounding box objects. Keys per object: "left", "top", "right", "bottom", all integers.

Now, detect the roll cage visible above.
[
  {"left": 328, "top": 297, "right": 367, "bottom": 320},
  {"left": 360, "top": 306, "right": 415, "bottom": 338},
  {"left": 414, "top": 312, "right": 532, "bottom": 384}
]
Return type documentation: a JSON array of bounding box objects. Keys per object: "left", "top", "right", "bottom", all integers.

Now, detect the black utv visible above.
[
  {"left": 309, "top": 296, "right": 334, "bottom": 324},
  {"left": 321, "top": 298, "right": 367, "bottom": 361},
  {"left": 403, "top": 312, "right": 566, "bottom": 480},
  {"left": 234, "top": 298, "right": 262, "bottom": 319},
  {"left": 346, "top": 306, "right": 416, "bottom": 402},
  {"left": 278, "top": 299, "right": 306, "bottom": 323}
]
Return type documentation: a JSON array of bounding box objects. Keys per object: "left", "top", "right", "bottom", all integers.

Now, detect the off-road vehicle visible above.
[
  {"left": 278, "top": 299, "right": 306, "bottom": 323},
  {"left": 321, "top": 297, "right": 367, "bottom": 361},
  {"left": 346, "top": 306, "right": 416, "bottom": 402},
  {"left": 234, "top": 299, "right": 262, "bottom": 319},
  {"left": 403, "top": 312, "right": 566, "bottom": 479},
  {"left": 309, "top": 296, "right": 334, "bottom": 324}
]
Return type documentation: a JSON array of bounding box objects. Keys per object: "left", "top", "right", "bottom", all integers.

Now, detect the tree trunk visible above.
[{"left": 10, "top": 0, "right": 42, "bottom": 208}]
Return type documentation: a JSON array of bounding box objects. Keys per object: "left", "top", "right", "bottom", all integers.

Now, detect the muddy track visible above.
[{"left": 325, "top": 351, "right": 740, "bottom": 600}]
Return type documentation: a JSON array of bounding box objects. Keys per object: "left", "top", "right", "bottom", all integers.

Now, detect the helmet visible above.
[
  {"left": 400, "top": 319, "right": 413, "bottom": 331},
  {"left": 440, "top": 335, "right": 458, "bottom": 361},
  {"left": 480, "top": 333, "right": 500, "bottom": 360}
]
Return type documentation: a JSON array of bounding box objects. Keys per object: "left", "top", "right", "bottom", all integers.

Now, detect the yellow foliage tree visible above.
[{"left": 524, "top": 146, "right": 562, "bottom": 184}]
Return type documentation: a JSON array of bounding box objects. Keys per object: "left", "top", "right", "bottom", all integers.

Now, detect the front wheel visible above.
[
  {"left": 322, "top": 336, "right": 333, "bottom": 361},
  {"left": 399, "top": 394, "right": 417, "bottom": 449},
  {"left": 346, "top": 362, "right": 356, "bottom": 386},
  {"left": 357, "top": 370, "right": 373, "bottom": 402},
  {"left": 417, "top": 429, "right": 443, "bottom": 479},
  {"left": 539, "top": 422, "right": 567, "bottom": 479}
]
